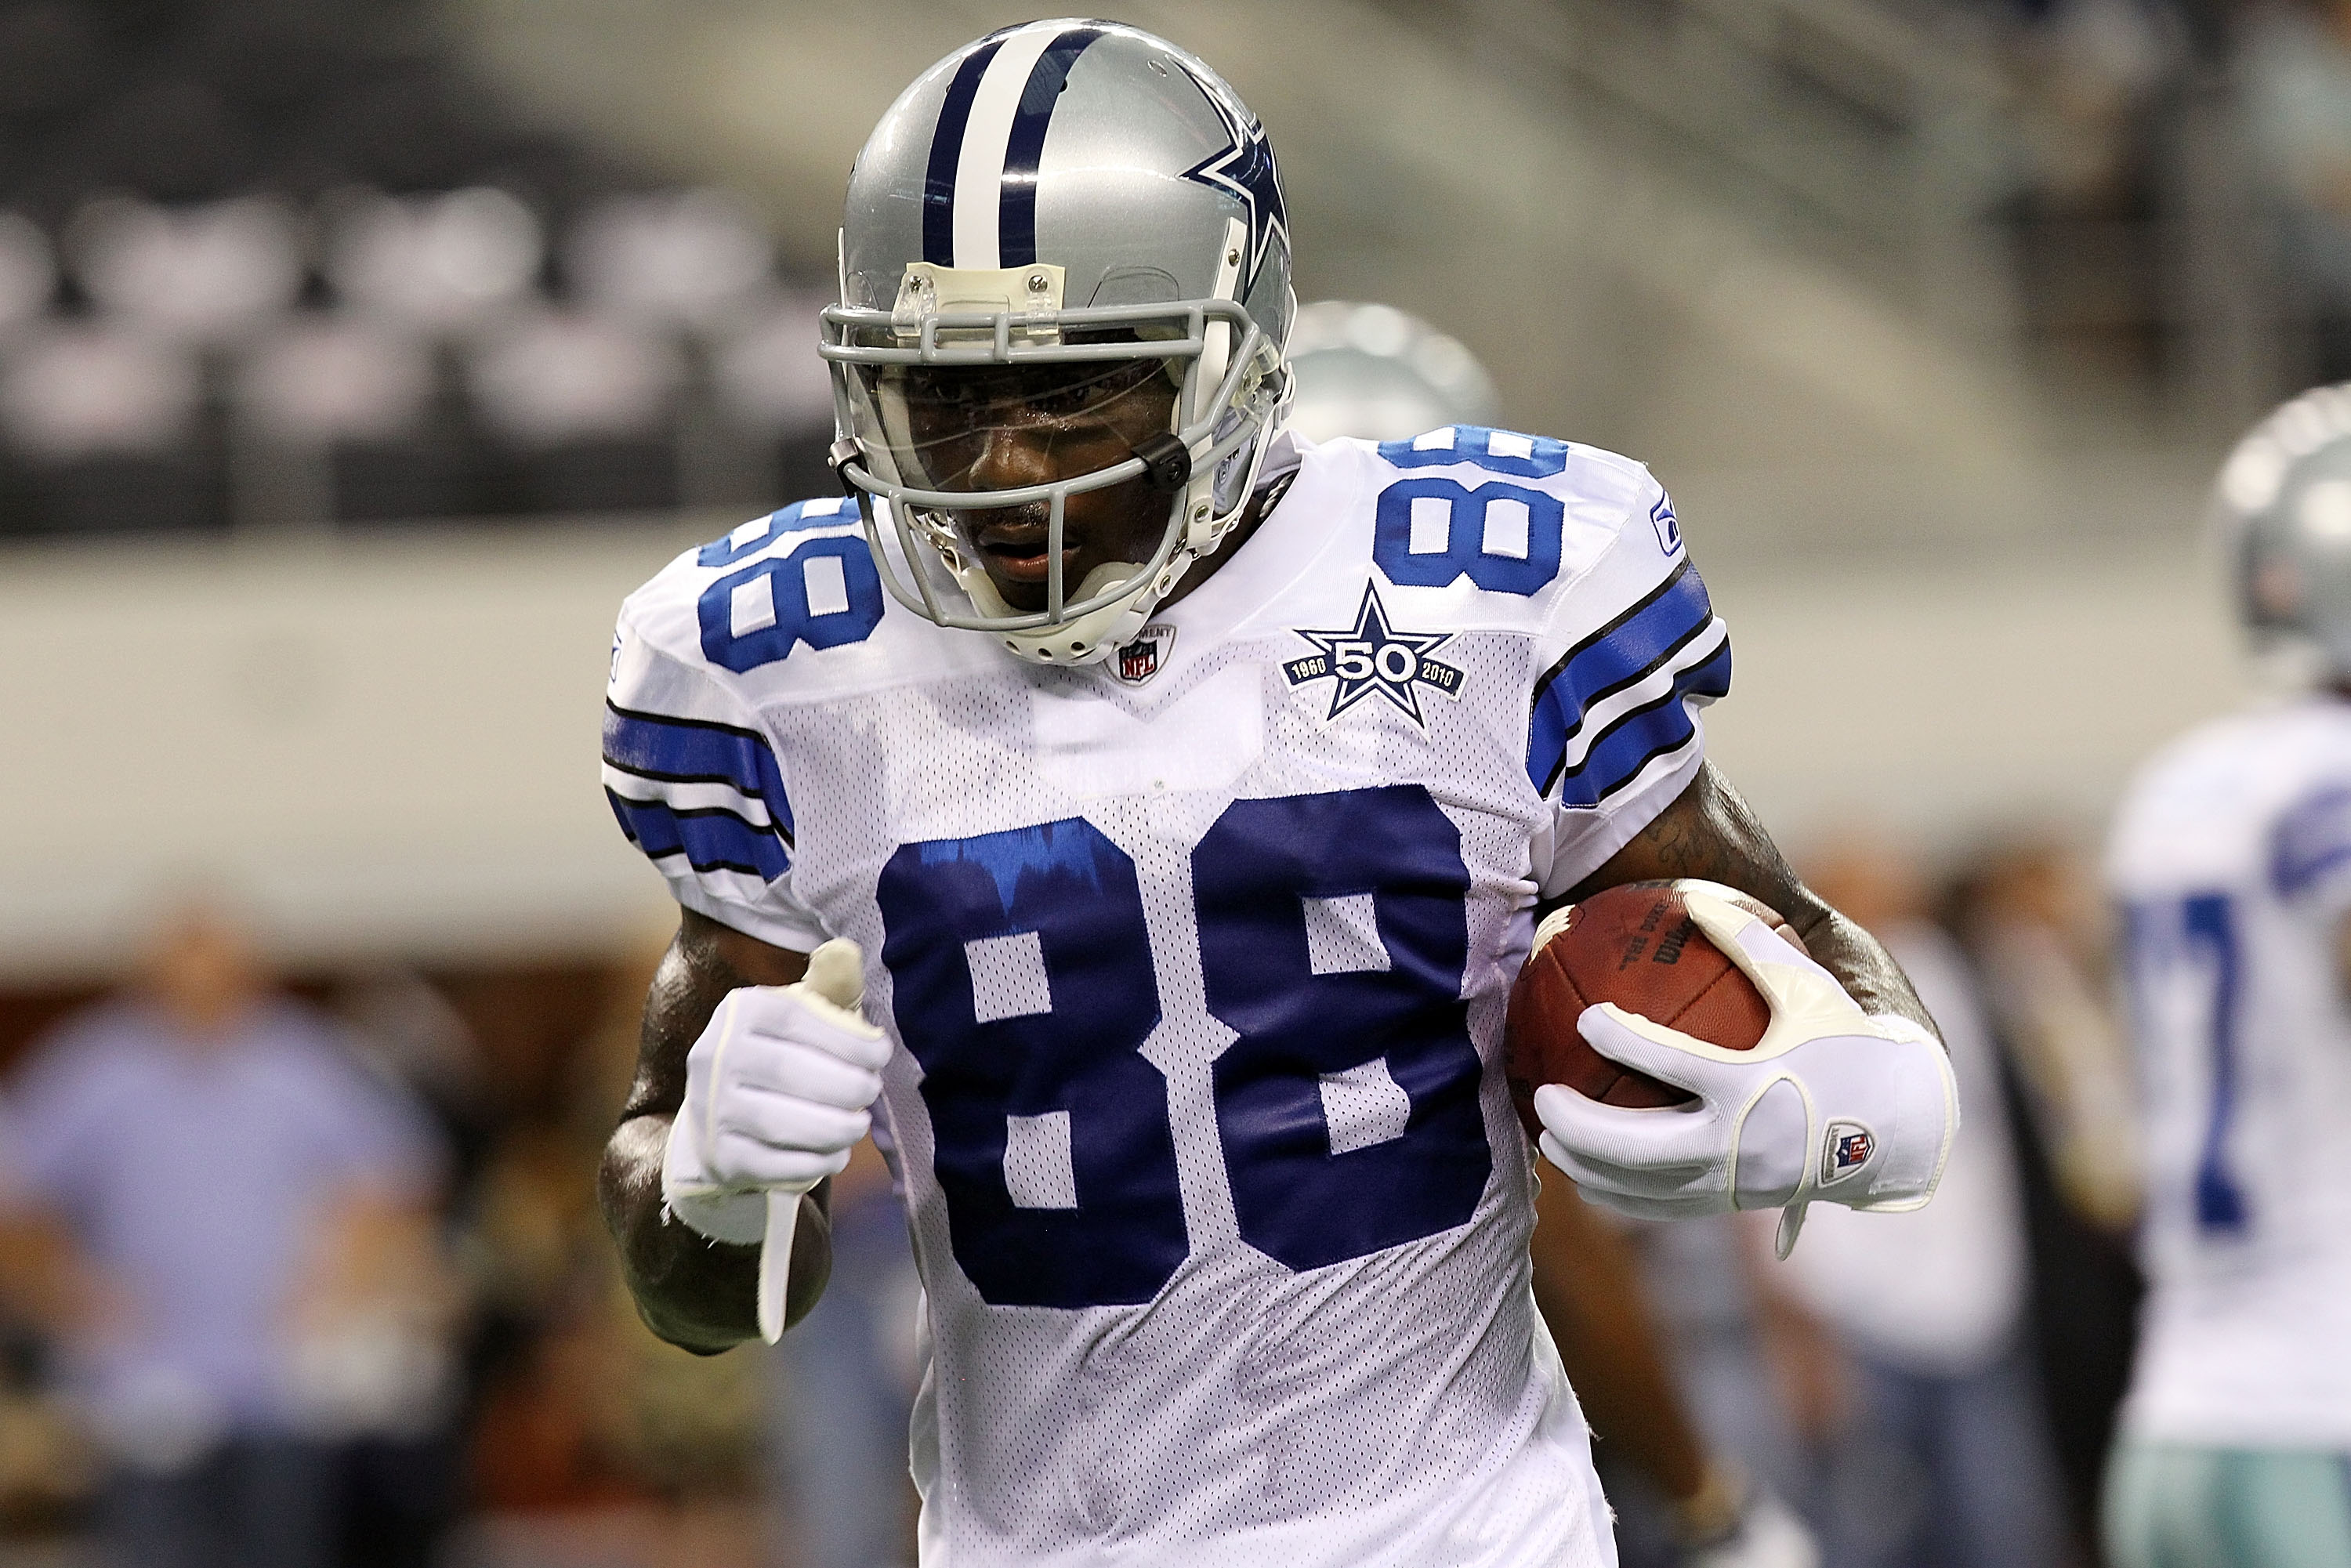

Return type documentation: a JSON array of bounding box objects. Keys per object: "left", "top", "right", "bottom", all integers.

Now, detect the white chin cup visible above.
[{"left": 955, "top": 558, "right": 1162, "bottom": 666}]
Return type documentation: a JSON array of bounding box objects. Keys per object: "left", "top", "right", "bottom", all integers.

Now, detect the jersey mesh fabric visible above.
[
  {"left": 607, "top": 431, "right": 1719, "bottom": 1565},
  {"left": 2107, "top": 697, "right": 2351, "bottom": 1448}
]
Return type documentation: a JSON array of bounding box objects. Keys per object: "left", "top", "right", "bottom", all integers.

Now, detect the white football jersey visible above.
[
  {"left": 2106, "top": 697, "right": 2351, "bottom": 1448},
  {"left": 604, "top": 427, "right": 1731, "bottom": 1566}
]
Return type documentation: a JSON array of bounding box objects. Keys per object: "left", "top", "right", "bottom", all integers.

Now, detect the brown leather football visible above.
[{"left": 1505, "top": 880, "right": 1804, "bottom": 1131}]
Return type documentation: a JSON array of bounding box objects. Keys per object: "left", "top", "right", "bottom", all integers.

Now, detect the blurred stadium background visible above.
[{"left": 0, "top": 0, "right": 2328, "bottom": 1562}]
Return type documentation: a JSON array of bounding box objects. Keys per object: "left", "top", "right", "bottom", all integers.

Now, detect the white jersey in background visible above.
[
  {"left": 602, "top": 427, "right": 1730, "bottom": 1567},
  {"left": 2106, "top": 696, "right": 2351, "bottom": 1450}
]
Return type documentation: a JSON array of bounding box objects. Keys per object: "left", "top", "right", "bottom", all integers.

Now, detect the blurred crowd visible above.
[
  {"left": 1596, "top": 830, "right": 2145, "bottom": 1568},
  {"left": 0, "top": 896, "right": 914, "bottom": 1568},
  {"left": 6, "top": 0, "right": 2351, "bottom": 538},
  {"left": 0, "top": 0, "right": 834, "bottom": 540},
  {"left": 0, "top": 824, "right": 2143, "bottom": 1568}
]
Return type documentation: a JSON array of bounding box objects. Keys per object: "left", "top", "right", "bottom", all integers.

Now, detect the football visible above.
[{"left": 1505, "top": 879, "right": 1806, "bottom": 1130}]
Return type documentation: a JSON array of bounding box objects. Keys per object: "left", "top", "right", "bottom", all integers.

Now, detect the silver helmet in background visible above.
[
  {"left": 2218, "top": 384, "right": 2351, "bottom": 683},
  {"left": 1284, "top": 301, "right": 1498, "bottom": 444},
  {"left": 821, "top": 20, "right": 1294, "bottom": 664}
]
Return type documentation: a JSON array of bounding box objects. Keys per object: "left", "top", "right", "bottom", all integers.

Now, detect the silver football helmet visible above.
[
  {"left": 2217, "top": 383, "right": 2351, "bottom": 681},
  {"left": 820, "top": 20, "right": 1294, "bottom": 664},
  {"left": 1285, "top": 301, "right": 1498, "bottom": 444}
]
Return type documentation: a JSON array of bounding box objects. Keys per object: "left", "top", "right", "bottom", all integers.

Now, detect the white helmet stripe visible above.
[{"left": 951, "top": 23, "right": 1063, "bottom": 270}]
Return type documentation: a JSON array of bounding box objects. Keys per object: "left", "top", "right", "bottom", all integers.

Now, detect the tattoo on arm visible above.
[
  {"left": 1564, "top": 762, "right": 1941, "bottom": 1041},
  {"left": 598, "top": 909, "right": 833, "bottom": 1351}
]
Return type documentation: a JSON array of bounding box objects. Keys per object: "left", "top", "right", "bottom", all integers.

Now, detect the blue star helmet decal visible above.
[
  {"left": 1176, "top": 66, "right": 1289, "bottom": 300},
  {"left": 1283, "top": 583, "right": 1466, "bottom": 726}
]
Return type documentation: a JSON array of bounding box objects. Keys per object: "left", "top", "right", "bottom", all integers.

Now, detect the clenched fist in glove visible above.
[
  {"left": 661, "top": 938, "right": 889, "bottom": 1335},
  {"left": 1533, "top": 884, "right": 1958, "bottom": 1257}
]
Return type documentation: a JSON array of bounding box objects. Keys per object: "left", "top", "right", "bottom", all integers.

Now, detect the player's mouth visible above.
[{"left": 971, "top": 509, "right": 1085, "bottom": 585}]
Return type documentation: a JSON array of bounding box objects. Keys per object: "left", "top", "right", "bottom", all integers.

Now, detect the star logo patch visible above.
[
  {"left": 1282, "top": 584, "right": 1465, "bottom": 725},
  {"left": 1175, "top": 67, "right": 1288, "bottom": 299}
]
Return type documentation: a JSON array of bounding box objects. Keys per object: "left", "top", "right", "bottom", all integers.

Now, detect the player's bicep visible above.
[
  {"left": 1560, "top": 762, "right": 1821, "bottom": 929},
  {"left": 619, "top": 909, "right": 809, "bottom": 1124}
]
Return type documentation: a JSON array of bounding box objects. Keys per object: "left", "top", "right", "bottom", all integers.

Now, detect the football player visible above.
[
  {"left": 2104, "top": 386, "right": 2351, "bottom": 1567},
  {"left": 596, "top": 23, "right": 1957, "bottom": 1566}
]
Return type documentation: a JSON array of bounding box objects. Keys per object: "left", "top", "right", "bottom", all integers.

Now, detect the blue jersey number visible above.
[
  {"left": 1197, "top": 789, "right": 1489, "bottom": 1270},
  {"left": 878, "top": 786, "right": 1493, "bottom": 1307},
  {"left": 697, "top": 537, "right": 884, "bottom": 672},
  {"left": 2126, "top": 892, "right": 2248, "bottom": 1235},
  {"left": 875, "top": 821, "right": 1184, "bottom": 1308},
  {"left": 1369, "top": 427, "right": 1570, "bottom": 596}
]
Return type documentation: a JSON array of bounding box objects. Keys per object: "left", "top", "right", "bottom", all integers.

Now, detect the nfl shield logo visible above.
[
  {"left": 1113, "top": 624, "right": 1176, "bottom": 686},
  {"left": 1820, "top": 1121, "right": 1875, "bottom": 1186}
]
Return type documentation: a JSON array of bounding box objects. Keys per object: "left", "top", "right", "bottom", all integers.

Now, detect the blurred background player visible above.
[
  {"left": 2103, "top": 385, "right": 2351, "bottom": 1568},
  {"left": 0, "top": 895, "right": 454, "bottom": 1568},
  {"left": 1289, "top": 299, "right": 1817, "bottom": 1568}
]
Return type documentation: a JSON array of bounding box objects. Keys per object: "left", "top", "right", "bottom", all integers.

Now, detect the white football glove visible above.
[
  {"left": 661, "top": 937, "right": 889, "bottom": 1248},
  {"left": 1533, "top": 882, "right": 1958, "bottom": 1256}
]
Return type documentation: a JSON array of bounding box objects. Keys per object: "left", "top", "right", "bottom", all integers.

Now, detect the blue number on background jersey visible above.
[
  {"left": 2125, "top": 893, "right": 2250, "bottom": 1235},
  {"left": 2179, "top": 893, "right": 2250, "bottom": 1233},
  {"left": 697, "top": 537, "right": 885, "bottom": 672},
  {"left": 879, "top": 788, "right": 1494, "bottom": 1306},
  {"left": 877, "top": 820, "right": 1186, "bottom": 1309}
]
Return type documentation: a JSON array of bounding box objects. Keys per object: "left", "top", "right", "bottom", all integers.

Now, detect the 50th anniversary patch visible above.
[{"left": 1283, "top": 583, "right": 1465, "bottom": 725}]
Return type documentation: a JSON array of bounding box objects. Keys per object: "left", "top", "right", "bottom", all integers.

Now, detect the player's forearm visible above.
[
  {"left": 1572, "top": 763, "right": 1942, "bottom": 1043},
  {"left": 1783, "top": 898, "right": 1940, "bottom": 1041},
  {"left": 599, "top": 1120, "right": 828, "bottom": 1351},
  {"left": 1529, "top": 1179, "right": 1708, "bottom": 1502},
  {"left": 598, "top": 910, "right": 832, "bottom": 1350}
]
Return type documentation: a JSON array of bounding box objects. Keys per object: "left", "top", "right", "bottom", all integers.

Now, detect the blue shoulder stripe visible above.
[
  {"left": 607, "top": 791, "right": 791, "bottom": 882},
  {"left": 1527, "top": 559, "right": 1719, "bottom": 792},
  {"left": 1546, "top": 639, "right": 1733, "bottom": 807},
  {"left": 601, "top": 701, "right": 795, "bottom": 843}
]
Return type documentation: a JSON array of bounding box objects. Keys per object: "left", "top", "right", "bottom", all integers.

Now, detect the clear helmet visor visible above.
[
  {"left": 837, "top": 352, "right": 1191, "bottom": 627},
  {"left": 842, "top": 353, "right": 1183, "bottom": 503}
]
